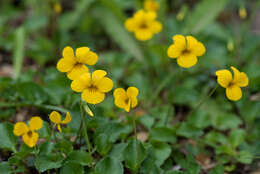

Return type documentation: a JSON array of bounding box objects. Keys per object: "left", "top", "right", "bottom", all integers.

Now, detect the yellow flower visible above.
[
  {"left": 167, "top": 35, "right": 206, "bottom": 68},
  {"left": 216, "top": 66, "right": 249, "bottom": 101},
  {"left": 71, "top": 70, "right": 113, "bottom": 104},
  {"left": 113, "top": 87, "right": 139, "bottom": 112},
  {"left": 125, "top": 10, "right": 162, "bottom": 41},
  {"left": 144, "top": 0, "right": 159, "bottom": 12},
  {"left": 54, "top": 2, "right": 62, "bottom": 14},
  {"left": 49, "top": 111, "right": 71, "bottom": 132},
  {"left": 57, "top": 46, "right": 98, "bottom": 80},
  {"left": 13, "top": 117, "right": 43, "bottom": 148},
  {"left": 176, "top": 11, "right": 185, "bottom": 21},
  {"left": 239, "top": 7, "right": 247, "bottom": 19}
]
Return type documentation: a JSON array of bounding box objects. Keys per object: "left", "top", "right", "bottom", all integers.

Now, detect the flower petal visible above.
[
  {"left": 145, "top": 11, "right": 157, "bottom": 20},
  {"left": 29, "top": 117, "right": 43, "bottom": 131},
  {"left": 82, "top": 89, "right": 105, "bottom": 104},
  {"left": 92, "top": 70, "right": 107, "bottom": 83},
  {"left": 215, "top": 70, "right": 233, "bottom": 88},
  {"left": 22, "top": 132, "right": 39, "bottom": 147},
  {"left": 172, "top": 35, "right": 186, "bottom": 48},
  {"left": 13, "top": 122, "right": 29, "bottom": 136},
  {"left": 61, "top": 112, "right": 71, "bottom": 124},
  {"left": 135, "top": 29, "right": 153, "bottom": 41},
  {"left": 177, "top": 53, "right": 198, "bottom": 68},
  {"left": 127, "top": 87, "right": 139, "bottom": 98},
  {"left": 114, "top": 88, "right": 126, "bottom": 98},
  {"left": 226, "top": 85, "right": 242, "bottom": 101},
  {"left": 49, "top": 111, "right": 61, "bottom": 124},
  {"left": 125, "top": 18, "right": 136, "bottom": 32},
  {"left": 71, "top": 73, "right": 91, "bottom": 92},
  {"left": 167, "top": 44, "right": 182, "bottom": 58},
  {"left": 149, "top": 21, "right": 162, "bottom": 34},
  {"left": 131, "top": 98, "right": 138, "bottom": 108},
  {"left": 57, "top": 124, "right": 62, "bottom": 132},
  {"left": 76, "top": 47, "right": 98, "bottom": 65},
  {"left": 231, "top": 66, "right": 249, "bottom": 87},
  {"left": 56, "top": 58, "right": 76, "bottom": 72},
  {"left": 144, "top": 0, "right": 159, "bottom": 12},
  {"left": 97, "top": 77, "right": 113, "bottom": 93},
  {"left": 62, "top": 46, "right": 74, "bottom": 59},
  {"left": 186, "top": 36, "right": 206, "bottom": 56},
  {"left": 67, "top": 64, "right": 89, "bottom": 80}
]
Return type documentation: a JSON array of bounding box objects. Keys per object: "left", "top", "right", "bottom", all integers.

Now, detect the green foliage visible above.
[{"left": 0, "top": 123, "right": 17, "bottom": 152}]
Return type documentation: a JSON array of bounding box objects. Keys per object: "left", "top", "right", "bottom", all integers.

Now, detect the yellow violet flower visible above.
[
  {"left": 49, "top": 111, "right": 71, "bottom": 132},
  {"left": 167, "top": 35, "right": 206, "bottom": 68},
  {"left": 71, "top": 70, "right": 113, "bottom": 104},
  {"left": 239, "top": 7, "right": 247, "bottom": 19},
  {"left": 54, "top": 2, "right": 62, "bottom": 14},
  {"left": 57, "top": 46, "right": 98, "bottom": 80},
  {"left": 113, "top": 87, "right": 139, "bottom": 112},
  {"left": 216, "top": 66, "right": 249, "bottom": 101},
  {"left": 13, "top": 117, "right": 43, "bottom": 148},
  {"left": 144, "top": 0, "right": 159, "bottom": 12},
  {"left": 125, "top": 10, "right": 162, "bottom": 41}
]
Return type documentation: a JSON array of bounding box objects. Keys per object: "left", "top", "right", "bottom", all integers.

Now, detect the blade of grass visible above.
[{"left": 13, "top": 26, "right": 25, "bottom": 79}]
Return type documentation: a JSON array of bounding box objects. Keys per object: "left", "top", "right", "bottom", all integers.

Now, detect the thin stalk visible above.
[
  {"left": 34, "top": 146, "right": 40, "bottom": 174},
  {"left": 188, "top": 85, "right": 218, "bottom": 116},
  {"left": 132, "top": 114, "right": 139, "bottom": 174},
  {"left": 79, "top": 100, "right": 92, "bottom": 153}
]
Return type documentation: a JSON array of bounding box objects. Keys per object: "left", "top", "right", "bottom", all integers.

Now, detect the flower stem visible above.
[
  {"left": 188, "top": 85, "right": 218, "bottom": 116},
  {"left": 132, "top": 114, "right": 139, "bottom": 174},
  {"left": 79, "top": 100, "right": 92, "bottom": 153},
  {"left": 34, "top": 146, "right": 40, "bottom": 174}
]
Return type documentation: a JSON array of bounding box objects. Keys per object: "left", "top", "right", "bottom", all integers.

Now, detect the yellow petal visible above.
[
  {"left": 22, "top": 132, "right": 39, "bottom": 148},
  {"left": 135, "top": 29, "right": 153, "bottom": 41},
  {"left": 144, "top": 0, "right": 159, "bottom": 12},
  {"left": 231, "top": 66, "right": 249, "bottom": 87},
  {"left": 82, "top": 89, "right": 105, "bottom": 104},
  {"left": 172, "top": 35, "right": 186, "bottom": 48},
  {"left": 125, "top": 100, "right": 131, "bottom": 112},
  {"left": 29, "top": 117, "right": 43, "bottom": 131},
  {"left": 114, "top": 88, "right": 129, "bottom": 111},
  {"left": 226, "top": 85, "right": 242, "bottom": 101},
  {"left": 149, "top": 21, "right": 162, "bottom": 34},
  {"left": 96, "top": 77, "right": 113, "bottom": 93},
  {"left": 131, "top": 97, "right": 138, "bottom": 108},
  {"left": 57, "top": 124, "right": 62, "bottom": 132},
  {"left": 177, "top": 53, "right": 198, "bottom": 68},
  {"left": 61, "top": 112, "right": 71, "bottom": 124},
  {"left": 49, "top": 111, "right": 61, "bottom": 124},
  {"left": 113, "top": 88, "right": 127, "bottom": 98},
  {"left": 62, "top": 46, "right": 74, "bottom": 59},
  {"left": 67, "top": 64, "right": 89, "bottom": 80},
  {"left": 92, "top": 70, "right": 107, "bottom": 83},
  {"left": 127, "top": 87, "right": 139, "bottom": 98},
  {"left": 145, "top": 11, "right": 157, "bottom": 21},
  {"left": 167, "top": 44, "right": 182, "bottom": 58},
  {"left": 71, "top": 73, "right": 91, "bottom": 92},
  {"left": 134, "top": 10, "right": 145, "bottom": 19},
  {"left": 125, "top": 18, "right": 136, "bottom": 32},
  {"left": 215, "top": 70, "right": 233, "bottom": 88},
  {"left": 76, "top": 47, "right": 98, "bottom": 65},
  {"left": 56, "top": 58, "right": 76, "bottom": 72},
  {"left": 13, "top": 122, "right": 29, "bottom": 136},
  {"left": 186, "top": 36, "right": 205, "bottom": 56}
]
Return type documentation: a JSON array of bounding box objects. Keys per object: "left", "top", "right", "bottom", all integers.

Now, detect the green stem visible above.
[
  {"left": 188, "top": 85, "right": 218, "bottom": 116},
  {"left": 34, "top": 146, "right": 40, "bottom": 174},
  {"left": 79, "top": 100, "right": 92, "bottom": 153},
  {"left": 0, "top": 102, "right": 69, "bottom": 113},
  {"left": 132, "top": 114, "right": 139, "bottom": 174}
]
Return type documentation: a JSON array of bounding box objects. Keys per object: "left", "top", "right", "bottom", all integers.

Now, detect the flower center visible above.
[
  {"left": 181, "top": 49, "right": 191, "bottom": 55},
  {"left": 27, "top": 130, "right": 33, "bottom": 138},
  {"left": 228, "top": 81, "right": 235, "bottom": 88},
  {"left": 88, "top": 85, "right": 98, "bottom": 93},
  {"left": 139, "top": 21, "right": 148, "bottom": 29},
  {"left": 125, "top": 98, "right": 130, "bottom": 105}
]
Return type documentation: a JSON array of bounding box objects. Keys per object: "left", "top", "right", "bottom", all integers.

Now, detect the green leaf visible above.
[
  {"left": 13, "top": 26, "right": 25, "bottom": 79},
  {"left": 237, "top": 150, "right": 253, "bottom": 164},
  {"left": 95, "top": 133, "right": 112, "bottom": 155},
  {"left": 109, "top": 143, "right": 127, "bottom": 162},
  {"left": 205, "top": 131, "right": 228, "bottom": 147},
  {"left": 60, "top": 162, "right": 84, "bottom": 174},
  {"left": 152, "top": 142, "right": 172, "bottom": 167},
  {"left": 150, "top": 127, "right": 176, "bottom": 143},
  {"left": 94, "top": 6, "right": 144, "bottom": 61},
  {"left": 0, "top": 123, "right": 17, "bottom": 152},
  {"left": 35, "top": 153, "right": 64, "bottom": 172},
  {"left": 95, "top": 156, "right": 123, "bottom": 174},
  {"left": 142, "top": 157, "right": 163, "bottom": 174},
  {"left": 176, "top": 123, "right": 203, "bottom": 138},
  {"left": 0, "top": 162, "right": 12, "bottom": 174},
  {"left": 55, "top": 139, "right": 73, "bottom": 155},
  {"left": 66, "top": 150, "right": 92, "bottom": 166},
  {"left": 210, "top": 165, "right": 224, "bottom": 174},
  {"left": 123, "top": 139, "right": 147, "bottom": 172},
  {"left": 228, "top": 129, "right": 245, "bottom": 148},
  {"left": 184, "top": 0, "right": 228, "bottom": 34}
]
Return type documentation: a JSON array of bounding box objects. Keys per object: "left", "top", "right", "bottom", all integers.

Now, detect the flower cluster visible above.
[{"left": 125, "top": 0, "right": 162, "bottom": 41}]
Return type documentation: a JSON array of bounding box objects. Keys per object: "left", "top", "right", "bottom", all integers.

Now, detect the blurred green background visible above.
[{"left": 0, "top": 0, "right": 260, "bottom": 173}]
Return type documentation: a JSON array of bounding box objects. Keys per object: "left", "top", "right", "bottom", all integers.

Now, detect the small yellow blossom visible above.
[
  {"left": 227, "top": 40, "right": 234, "bottom": 52},
  {"left": 176, "top": 11, "right": 185, "bottom": 21},
  {"left": 167, "top": 35, "right": 206, "bottom": 68},
  {"left": 144, "top": 0, "right": 159, "bottom": 12},
  {"left": 13, "top": 117, "right": 43, "bottom": 147},
  {"left": 125, "top": 10, "right": 162, "bottom": 41},
  {"left": 239, "top": 7, "right": 247, "bottom": 19},
  {"left": 113, "top": 87, "right": 139, "bottom": 112},
  {"left": 216, "top": 66, "right": 249, "bottom": 101},
  {"left": 49, "top": 111, "right": 71, "bottom": 132},
  {"left": 71, "top": 70, "right": 113, "bottom": 104},
  {"left": 57, "top": 46, "right": 98, "bottom": 80},
  {"left": 54, "top": 2, "right": 62, "bottom": 14}
]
